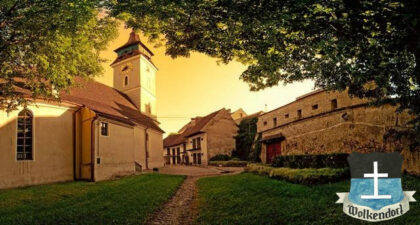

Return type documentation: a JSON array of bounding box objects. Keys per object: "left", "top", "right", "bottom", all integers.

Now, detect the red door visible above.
[{"left": 266, "top": 142, "right": 281, "bottom": 163}]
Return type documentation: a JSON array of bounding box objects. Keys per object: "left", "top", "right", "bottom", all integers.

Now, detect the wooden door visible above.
[{"left": 266, "top": 141, "right": 281, "bottom": 164}]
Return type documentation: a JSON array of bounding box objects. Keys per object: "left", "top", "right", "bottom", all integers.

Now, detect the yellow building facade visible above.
[{"left": 163, "top": 108, "right": 237, "bottom": 166}]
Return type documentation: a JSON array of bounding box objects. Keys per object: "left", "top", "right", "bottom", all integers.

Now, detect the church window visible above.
[
  {"left": 263, "top": 121, "right": 267, "bottom": 126},
  {"left": 285, "top": 114, "right": 289, "bottom": 119},
  {"left": 101, "top": 122, "right": 109, "bottom": 136},
  {"left": 312, "top": 104, "right": 318, "bottom": 110},
  {"left": 273, "top": 117, "right": 277, "bottom": 127},
  {"left": 17, "top": 109, "right": 33, "bottom": 160},
  {"left": 124, "top": 76, "right": 129, "bottom": 86}
]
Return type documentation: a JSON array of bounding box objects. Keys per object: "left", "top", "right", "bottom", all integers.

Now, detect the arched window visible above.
[
  {"left": 124, "top": 76, "right": 129, "bottom": 86},
  {"left": 17, "top": 109, "right": 33, "bottom": 160}
]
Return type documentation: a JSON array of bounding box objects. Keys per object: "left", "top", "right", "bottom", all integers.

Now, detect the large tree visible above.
[
  {"left": 0, "top": 0, "right": 118, "bottom": 111},
  {"left": 111, "top": 0, "right": 420, "bottom": 141},
  {"left": 1, "top": 1, "right": 419, "bottom": 141}
]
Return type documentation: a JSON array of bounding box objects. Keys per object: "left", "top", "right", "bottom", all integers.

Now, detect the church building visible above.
[{"left": 0, "top": 31, "right": 164, "bottom": 189}]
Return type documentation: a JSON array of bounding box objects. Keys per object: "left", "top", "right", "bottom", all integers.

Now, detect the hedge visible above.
[
  {"left": 246, "top": 164, "right": 349, "bottom": 185},
  {"left": 209, "top": 154, "right": 232, "bottom": 161},
  {"left": 208, "top": 160, "right": 248, "bottom": 167},
  {"left": 271, "top": 153, "right": 349, "bottom": 169}
]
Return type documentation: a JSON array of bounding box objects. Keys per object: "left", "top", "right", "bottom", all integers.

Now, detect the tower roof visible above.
[
  {"left": 111, "top": 30, "right": 155, "bottom": 66},
  {"left": 113, "top": 30, "right": 154, "bottom": 55},
  {"left": 114, "top": 30, "right": 141, "bottom": 52}
]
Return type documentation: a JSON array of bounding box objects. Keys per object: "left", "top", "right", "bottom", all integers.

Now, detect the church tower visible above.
[{"left": 111, "top": 30, "right": 157, "bottom": 118}]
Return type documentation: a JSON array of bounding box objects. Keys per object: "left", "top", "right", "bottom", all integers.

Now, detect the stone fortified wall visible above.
[{"left": 259, "top": 90, "right": 419, "bottom": 175}]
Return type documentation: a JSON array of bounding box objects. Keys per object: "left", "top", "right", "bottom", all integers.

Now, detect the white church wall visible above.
[{"left": 0, "top": 102, "right": 76, "bottom": 189}]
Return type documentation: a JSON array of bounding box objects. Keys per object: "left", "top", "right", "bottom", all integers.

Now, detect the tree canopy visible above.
[
  {"left": 112, "top": 0, "right": 420, "bottom": 140},
  {"left": 1, "top": 0, "right": 419, "bottom": 140},
  {"left": 0, "top": 0, "right": 118, "bottom": 110}
]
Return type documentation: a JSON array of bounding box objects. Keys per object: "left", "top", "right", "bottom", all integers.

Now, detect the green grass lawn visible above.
[
  {"left": 197, "top": 173, "right": 419, "bottom": 225},
  {"left": 0, "top": 173, "right": 184, "bottom": 225}
]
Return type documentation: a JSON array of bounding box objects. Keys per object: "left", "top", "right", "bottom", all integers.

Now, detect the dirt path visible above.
[{"left": 145, "top": 167, "right": 243, "bottom": 225}]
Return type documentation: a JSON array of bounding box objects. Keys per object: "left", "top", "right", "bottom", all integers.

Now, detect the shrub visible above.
[
  {"left": 209, "top": 154, "right": 232, "bottom": 161},
  {"left": 246, "top": 163, "right": 349, "bottom": 185},
  {"left": 209, "top": 160, "right": 248, "bottom": 167},
  {"left": 271, "top": 153, "right": 349, "bottom": 169},
  {"left": 245, "top": 164, "right": 273, "bottom": 175}
]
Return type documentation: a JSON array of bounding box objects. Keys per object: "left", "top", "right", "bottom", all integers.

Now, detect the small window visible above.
[
  {"left": 297, "top": 109, "right": 302, "bottom": 119},
  {"left": 312, "top": 104, "right": 318, "bottom": 110},
  {"left": 263, "top": 121, "right": 268, "bottom": 126},
  {"left": 285, "top": 114, "right": 289, "bottom": 119},
  {"left": 124, "top": 76, "right": 129, "bottom": 86},
  {"left": 331, "top": 99, "right": 338, "bottom": 110},
  {"left": 100, "top": 122, "right": 109, "bottom": 136},
  {"left": 17, "top": 109, "right": 33, "bottom": 160},
  {"left": 273, "top": 118, "right": 277, "bottom": 127}
]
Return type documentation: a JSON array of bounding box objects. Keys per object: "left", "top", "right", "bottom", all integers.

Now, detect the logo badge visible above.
[{"left": 336, "top": 152, "right": 416, "bottom": 222}]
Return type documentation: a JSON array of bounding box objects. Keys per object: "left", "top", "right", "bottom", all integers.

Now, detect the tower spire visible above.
[{"left": 111, "top": 29, "right": 154, "bottom": 66}]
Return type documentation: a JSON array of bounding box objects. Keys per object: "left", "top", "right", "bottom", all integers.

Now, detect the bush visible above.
[
  {"left": 209, "top": 154, "right": 232, "bottom": 161},
  {"left": 245, "top": 164, "right": 273, "bottom": 175},
  {"left": 209, "top": 160, "right": 248, "bottom": 167},
  {"left": 271, "top": 153, "right": 349, "bottom": 169},
  {"left": 246, "top": 163, "right": 349, "bottom": 185}
]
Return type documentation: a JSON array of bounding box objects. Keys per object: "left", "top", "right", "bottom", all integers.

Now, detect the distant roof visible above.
[
  {"left": 232, "top": 108, "right": 246, "bottom": 114},
  {"left": 163, "top": 108, "right": 225, "bottom": 147},
  {"left": 61, "top": 78, "right": 164, "bottom": 133},
  {"left": 235, "top": 111, "right": 263, "bottom": 122},
  {"left": 163, "top": 133, "right": 186, "bottom": 147},
  {"left": 182, "top": 109, "right": 223, "bottom": 137}
]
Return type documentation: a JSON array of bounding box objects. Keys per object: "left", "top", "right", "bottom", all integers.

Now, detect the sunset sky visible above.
[{"left": 97, "top": 25, "right": 315, "bottom": 135}]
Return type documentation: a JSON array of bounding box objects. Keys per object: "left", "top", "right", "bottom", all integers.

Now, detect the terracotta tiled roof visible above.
[
  {"left": 182, "top": 109, "right": 223, "bottom": 137},
  {"left": 163, "top": 133, "right": 186, "bottom": 147},
  {"left": 61, "top": 78, "right": 164, "bottom": 133},
  {"left": 163, "top": 109, "right": 224, "bottom": 147}
]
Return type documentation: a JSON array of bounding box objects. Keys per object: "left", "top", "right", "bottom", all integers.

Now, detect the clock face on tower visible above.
[{"left": 120, "top": 63, "right": 133, "bottom": 75}]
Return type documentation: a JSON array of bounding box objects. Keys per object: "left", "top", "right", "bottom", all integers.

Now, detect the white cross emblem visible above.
[{"left": 361, "top": 161, "right": 392, "bottom": 199}]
